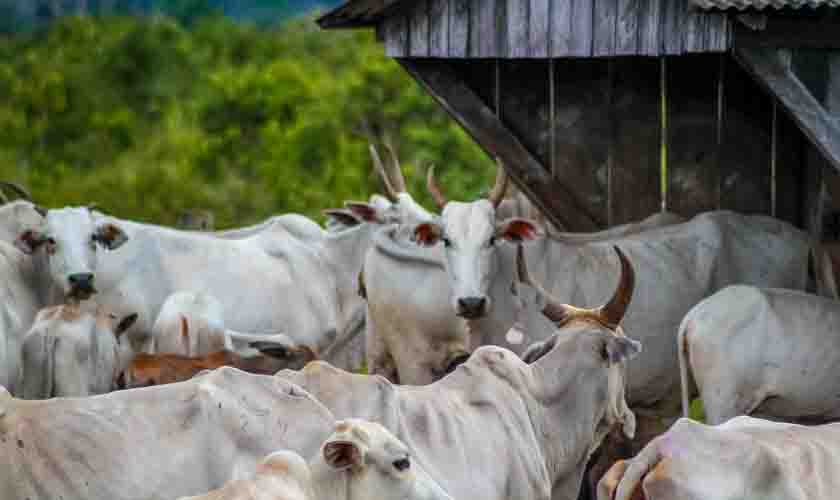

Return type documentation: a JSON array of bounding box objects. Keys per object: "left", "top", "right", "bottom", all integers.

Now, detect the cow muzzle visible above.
[
  {"left": 456, "top": 296, "right": 488, "bottom": 319},
  {"left": 67, "top": 272, "right": 97, "bottom": 301}
]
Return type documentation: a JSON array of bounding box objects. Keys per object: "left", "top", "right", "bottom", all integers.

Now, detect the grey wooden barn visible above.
[{"left": 318, "top": 0, "right": 840, "bottom": 241}]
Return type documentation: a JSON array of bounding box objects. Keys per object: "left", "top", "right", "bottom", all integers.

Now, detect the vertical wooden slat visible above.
[
  {"left": 429, "top": 0, "right": 449, "bottom": 57},
  {"left": 551, "top": 0, "right": 572, "bottom": 56},
  {"left": 550, "top": 58, "right": 557, "bottom": 178},
  {"left": 683, "top": 4, "right": 703, "bottom": 53},
  {"left": 449, "top": 0, "right": 470, "bottom": 57},
  {"left": 771, "top": 99, "right": 778, "bottom": 217},
  {"left": 593, "top": 0, "right": 617, "bottom": 56},
  {"left": 715, "top": 54, "right": 725, "bottom": 209},
  {"left": 661, "top": 0, "right": 685, "bottom": 55},
  {"left": 410, "top": 0, "right": 430, "bottom": 57},
  {"left": 660, "top": 56, "right": 668, "bottom": 212},
  {"left": 706, "top": 13, "right": 729, "bottom": 52},
  {"left": 639, "top": 0, "right": 661, "bottom": 56},
  {"left": 469, "top": 0, "right": 481, "bottom": 56},
  {"left": 495, "top": 59, "right": 501, "bottom": 116},
  {"left": 529, "top": 0, "right": 550, "bottom": 57},
  {"left": 615, "top": 0, "right": 639, "bottom": 56},
  {"left": 569, "top": 0, "right": 593, "bottom": 57},
  {"left": 479, "top": 0, "right": 498, "bottom": 57},
  {"left": 507, "top": 0, "right": 529, "bottom": 58},
  {"left": 607, "top": 59, "right": 615, "bottom": 225},
  {"left": 384, "top": 14, "right": 408, "bottom": 58}
]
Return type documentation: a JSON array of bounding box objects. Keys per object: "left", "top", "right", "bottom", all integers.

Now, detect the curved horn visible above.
[
  {"left": 382, "top": 137, "right": 408, "bottom": 193},
  {"left": 515, "top": 245, "right": 576, "bottom": 325},
  {"left": 595, "top": 246, "right": 635, "bottom": 328},
  {"left": 369, "top": 144, "right": 399, "bottom": 202},
  {"left": 0, "top": 190, "right": 7, "bottom": 204},
  {"left": 488, "top": 157, "right": 509, "bottom": 208},
  {"left": 0, "top": 181, "right": 32, "bottom": 201},
  {"left": 426, "top": 164, "right": 448, "bottom": 210}
]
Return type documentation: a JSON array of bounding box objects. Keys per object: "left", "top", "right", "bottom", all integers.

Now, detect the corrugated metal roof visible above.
[{"left": 691, "top": 0, "right": 840, "bottom": 9}]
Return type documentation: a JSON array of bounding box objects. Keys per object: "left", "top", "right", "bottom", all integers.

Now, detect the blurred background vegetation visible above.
[{"left": 0, "top": 1, "right": 492, "bottom": 227}]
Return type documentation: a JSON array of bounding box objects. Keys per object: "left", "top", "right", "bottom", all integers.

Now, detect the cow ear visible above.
[
  {"left": 94, "top": 223, "right": 128, "bottom": 250},
  {"left": 521, "top": 336, "right": 556, "bottom": 364},
  {"left": 344, "top": 202, "right": 380, "bottom": 223},
  {"left": 14, "top": 230, "right": 45, "bottom": 255},
  {"left": 323, "top": 209, "right": 363, "bottom": 228},
  {"left": 496, "top": 218, "right": 540, "bottom": 243},
  {"left": 115, "top": 313, "right": 138, "bottom": 338},
  {"left": 412, "top": 222, "right": 442, "bottom": 247},
  {"left": 323, "top": 439, "right": 363, "bottom": 470},
  {"left": 603, "top": 336, "right": 642, "bottom": 364}
]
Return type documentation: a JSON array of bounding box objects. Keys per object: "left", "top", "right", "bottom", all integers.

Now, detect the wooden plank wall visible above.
[
  {"left": 383, "top": 0, "right": 730, "bottom": 58},
  {"left": 436, "top": 54, "right": 807, "bottom": 228}
]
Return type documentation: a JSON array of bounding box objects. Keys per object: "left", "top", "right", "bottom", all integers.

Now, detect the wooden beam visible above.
[
  {"left": 735, "top": 48, "right": 840, "bottom": 176},
  {"left": 399, "top": 59, "right": 600, "bottom": 232},
  {"left": 734, "top": 20, "right": 840, "bottom": 50}
]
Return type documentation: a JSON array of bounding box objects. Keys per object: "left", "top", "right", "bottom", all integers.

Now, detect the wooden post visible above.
[
  {"left": 607, "top": 59, "right": 615, "bottom": 226},
  {"left": 715, "top": 54, "right": 726, "bottom": 210},
  {"left": 660, "top": 56, "right": 668, "bottom": 213},
  {"left": 550, "top": 58, "right": 557, "bottom": 179},
  {"left": 771, "top": 100, "right": 778, "bottom": 217}
]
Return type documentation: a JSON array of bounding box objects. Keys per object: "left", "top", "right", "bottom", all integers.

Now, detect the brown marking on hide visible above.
[
  {"left": 257, "top": 456, "right": 291, "bottom": 474},
  {"left": 335, "top": 421, "right": 352, "bottom": 433},
  {"left": 639, "top": 459, "right": 672, "bottom": 500},
  {"left": 39, "top": 304, "right": 83, "bottom": 323},
  {"left": 180, "top": 315, "right": 190, "bottom": 352}
]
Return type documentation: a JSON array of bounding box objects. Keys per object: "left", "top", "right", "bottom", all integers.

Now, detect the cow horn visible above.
[
  {"left": 0, "top": 181, "right": 32, "bottom": 201},
  {"left": 487, "top": 157, "right": 509, "bottom": 208},
  {"left": 0, "top": 190, "right": 7, "bottom": 204},
  {"left": 369, "top": 143, "right": 399, "bottom": 202},
  {"left": 426, "top": 164, "right": 448, "bottom": 210},
  {"left": 515, "top": 245, "right": 576, "bottom": 325},
  {"left": 382, "top": 137, "right": 408, "bottom": 193},
  {"left": 595, "top": 246, "right": 635, "bottom": 329}
]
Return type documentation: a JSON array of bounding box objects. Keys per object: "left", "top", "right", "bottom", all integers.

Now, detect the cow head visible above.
[
  {"left": 517, "top": 244, "right": 641, "bottom": 440},
  {"left": 14, "top": 207, "right": 128, "bottom": 301},
  {"left": 321, "top": 419, "right": 453, "bottom": 500},
  {"left": 412, "top": 159, "right": 541, "bottom": 319}
]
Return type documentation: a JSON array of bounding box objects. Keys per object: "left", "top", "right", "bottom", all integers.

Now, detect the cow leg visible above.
[{"left": 366, "top": 320, "right": 399, "bottom": 382}]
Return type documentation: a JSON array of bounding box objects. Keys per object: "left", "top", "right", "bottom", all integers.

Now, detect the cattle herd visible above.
[{"left": 1, "top": 148, "right": 840, "bottom": 499}]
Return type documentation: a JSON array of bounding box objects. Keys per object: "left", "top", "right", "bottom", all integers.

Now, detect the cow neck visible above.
[
  {"left": 526, "top": 340, "right": 615, "bottom": 497},
  {"left": 316, "top": 223, "right": 377, "bottom": 321}
]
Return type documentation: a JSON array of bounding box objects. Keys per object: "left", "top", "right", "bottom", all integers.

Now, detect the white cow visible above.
[
  {"left": 381, "top": 161, "right": 823, "bottom": 414},
  {"left": 280, "top": 245, "right": 642, "bottom": 500},
  {"left": 179, "top": 419, "right": 452, "bottom": 500},
  {"left": 0, "top": 241, "right": 44, "bottom": 394},
  {"left": 679, "top": 285, "right": 840, "bottom": 425},
  {"left": 11, "top": 206, "right": 381, "bottom": 368},
  {"left": 599, "top": 416, "right": 840, "bottom": 500},
  {"left": 0, "top": 368, "right": 337, "bottom": 500},
  {"left": 20, "top": 304, "right": 137, "bottom": 398}
]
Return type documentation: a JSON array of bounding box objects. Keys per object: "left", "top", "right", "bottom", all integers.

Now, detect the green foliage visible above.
[{"left": 0, "top": 15, "right": 490, "bottom": 228}]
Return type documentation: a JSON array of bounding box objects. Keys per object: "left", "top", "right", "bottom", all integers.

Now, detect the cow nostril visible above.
[
  {"left": 458, "top": 297, "right": 487, "bottom": 313},
  {"left": 68, "top": 273, "right": 94, "bottom": 287}
]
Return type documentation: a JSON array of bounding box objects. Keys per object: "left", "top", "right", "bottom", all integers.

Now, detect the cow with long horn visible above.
[{"left": 0, "top": 181, "right": 32, "bottom": 203}]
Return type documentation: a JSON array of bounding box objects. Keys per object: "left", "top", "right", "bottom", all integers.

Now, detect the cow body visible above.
[
  {"left": 0, "top": 368, "right": 335, "bottom": 500},
  {"left": 0, "top": 242, "right": 42, "bottom": 394},
  {"left": 179, "top": 419, "right": 452, "bottom": 500},
  {"left": 679, "top": 285, "right": 840, "bottom": 425},
  {"left": 17, "top": 207, "right": 382, "bottom": 370},
  {"left": 20, "top": 304, "right": 136, "bottom": 398},
  {"left": 282, "top": 249, "right": 642, "bottom": 500},
  {"left": 599, "top": 416, "right": 840, "bottom": 500}
]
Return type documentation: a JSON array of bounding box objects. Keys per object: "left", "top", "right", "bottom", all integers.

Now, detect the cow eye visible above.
[
  {"left": 488, "top": 236, "right": 497, "bottom": 247},
  {"left": 45, "top": 238, "right": 57, "bottom": 254},
  {"left": 442, "top": 237, "right": 451, "bottom": 248},
  {"left": 392, "top": 457, "right": 410, "bottom": 471}
]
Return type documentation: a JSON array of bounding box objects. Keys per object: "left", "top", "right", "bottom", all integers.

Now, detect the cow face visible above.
[
  {"left": 15, "top": 207, "right": 128, "bottom": 301},
  {"left": 322, "top": 419, "right": 453, "bottom": 500},
  {"left": 413, "top": 200, "right": 539, "bottom": 319}
]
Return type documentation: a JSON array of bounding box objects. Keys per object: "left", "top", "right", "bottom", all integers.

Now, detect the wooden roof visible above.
[
  {"left": 692, "top": 0, "right": 840, "bottom": 9},
  {"left": 321, "top": 0, "right": 732, "bottom": 57}
]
